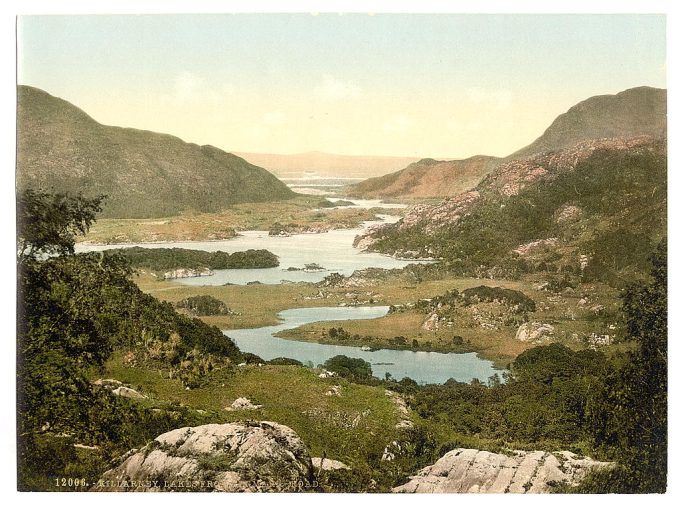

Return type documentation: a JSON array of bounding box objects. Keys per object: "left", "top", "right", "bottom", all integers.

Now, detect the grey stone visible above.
[
  {"left": 393, "top": 448, "right": 610, "bottom": 494},
  {"left": 93, "top": 421, "right": 315, "bottom": 492}
]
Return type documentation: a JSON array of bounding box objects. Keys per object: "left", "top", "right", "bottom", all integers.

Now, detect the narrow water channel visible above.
[{"left": 226, "top": 306, "right": 499, "bottom": 384}]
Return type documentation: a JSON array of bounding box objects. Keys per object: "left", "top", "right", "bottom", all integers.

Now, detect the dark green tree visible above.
[
  {"left": 324, "top": 355, "right": 373, "bottom": 380},
  {"left": 584, "top": 239, "right": 667, "bottom": 492},
  {"left": 17, "top": 189, "right": 105, "bottom": 261}
]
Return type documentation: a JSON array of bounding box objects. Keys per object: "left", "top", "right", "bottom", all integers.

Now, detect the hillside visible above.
[
  {"left": 348, "top": 87, "right": 666, "bottom": 199},
  {"left": 356, "top": 136, "right": 667, "bottom": 284},
  {"left": 510, "top": 86, "right": 666, "bottom": 159},
  {"left": 347, "top": 155, "right": 501, "bottom": 199},
  {"left": 235, "top": 151, "right": 420, "bottom": 179},
  {"left": 16, "top": 86, "right": 295, "bottom": 218}
]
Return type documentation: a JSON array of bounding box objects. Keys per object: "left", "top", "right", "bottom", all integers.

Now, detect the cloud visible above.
[
  {"left": 382, "top": 114, "right": 412, "bottom": 133},
  {"left": 314, "top": 74, "right": 362, "bottom": 101},
  {"left": 466, "top": 87, "right": 513, "bottom": 111}
]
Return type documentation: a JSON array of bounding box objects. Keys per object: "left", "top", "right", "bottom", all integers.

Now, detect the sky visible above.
[{"left": 17, "top": 13, "right": 666, "bottom": 158}]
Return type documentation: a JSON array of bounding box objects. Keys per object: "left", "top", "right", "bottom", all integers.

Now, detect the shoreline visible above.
[{"left": 271, "top": 329, "right": 511, "bottom": 370}]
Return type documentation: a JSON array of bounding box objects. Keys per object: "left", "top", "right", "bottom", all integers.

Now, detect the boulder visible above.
[
  {"left": 311, "top": 457, "right": 350, "bottom": 471},
  {"left": 422, "top": 312, "right": 440, "bottom": 331},
  {"left": 515, "top": 322, "right": 555, "bottom": 342},
  {"left": 324, "top": 385, "right": 343, "bottom": 397},
  {"left": 226, "top": 397, "right": 262, "bottom": 411},
  {"left": 92, "top": 422, "right": 315, "bottom": 492},
  {"left": 112, "top": 386, "right": 147, "bottom": 400},
  {"left": 93, "top": 378, "right": 123, "bottom": 389},
  {"left": 393, "top": 448, "right": 610, "bottom": 493},
  {"left": 555, "top": 205, "right": 583, "bottom": 224}
]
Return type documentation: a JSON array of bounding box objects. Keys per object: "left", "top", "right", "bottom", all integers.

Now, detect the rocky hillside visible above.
[
  {"left": 17, "top": 86, "right": 295, "bottom": 218},
  {"left": 347, "top": 155, "right": 501, "bottom": 199},
  {"left": 510, "top": 86, "right": 666, "bottom": 159},
  {"left": 94, "top": 421, "right": 315, "bottom": 492},
  {"left": 394, "top": 448, "right": 610, "bottom": 493},
  {"left": 347, "top": 87, "right": 665, "bottom": 199},
  {"left": 356, "top": 135, "right": 666, "bottom": 282}
]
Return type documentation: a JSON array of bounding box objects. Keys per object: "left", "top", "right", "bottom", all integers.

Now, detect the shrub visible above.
[
  {"left": 324, "top": 355, "right": 372, "bottom": 380},
  {"left": 176, "top": 295, "right": 231, "bottom": 316}
]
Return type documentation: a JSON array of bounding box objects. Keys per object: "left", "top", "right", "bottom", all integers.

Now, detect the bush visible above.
[
  {"left": 324, "top": 355, "right": 372, "bottom": 380},
  {"left": 267, "top": 357, "right": 303, "bottom": 366},
  {"left": 176, "top": 295, "right": 231, "bottom": 316},
  {"left": 460, "top": 286, "right": 536, "bottom": 312}
]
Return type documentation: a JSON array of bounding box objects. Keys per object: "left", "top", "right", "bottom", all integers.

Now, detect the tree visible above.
[
  {"left": 585, "top": 239, "right": 667, "bottom": 492},
  {"left": 17, "top": 189, "right": 105, "bottom": 261},
  {"left": 324, "top": 355, "right": 372, "bottom": 380}
]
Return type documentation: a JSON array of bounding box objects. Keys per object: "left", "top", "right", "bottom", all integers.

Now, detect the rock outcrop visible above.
[
  {"left": 225, "top": 397, "right": 263, "bottom": 411},
  {"left": 353, "top": 136, "right": 664, "bottom": 260},
  {"left": 94, "top": 379, "right": 146, "bottom": 399},
  {"left": 515, "top": 322, "right": 555, "bottom": 342},
  {"left": 93, "top": 422, "right": 315, "bottom": 492},
  {"left": 311, "top": 457, "right": 350, "bottom": 471},
  {"left": 393, "top": 448, "right": 610, "bottom": 493},
  {"left": 112, "top": 386, "right": 147, "bottom": 400},
  {"left": 422, "top": 312, "right": 441, "bottom": 331},
  {"left": 163, "top": 267, "right": 214, "bottom": 280}
]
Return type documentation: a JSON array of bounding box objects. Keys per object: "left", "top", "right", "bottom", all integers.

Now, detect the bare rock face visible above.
[
  {"left": 93, "top": 422, "right": 315, "bottom": 492},
  {"left": 393, "top": 448, "right": 610, "bottom": 493}
]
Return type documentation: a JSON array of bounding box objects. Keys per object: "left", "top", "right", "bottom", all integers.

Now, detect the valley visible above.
[{"left": 17, "top": 83, "right": 667, "bottom": 493}]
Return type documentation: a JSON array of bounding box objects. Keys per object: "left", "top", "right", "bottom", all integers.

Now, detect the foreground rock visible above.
[
  {"left": 93, "top": 422, "right": 315, "bottom": 492},
  {"left": 311, "top": 457, "right": 350, "bottom": 471},
  {"left": 393, "top": 448, "right": 610, "bottom": 493}
]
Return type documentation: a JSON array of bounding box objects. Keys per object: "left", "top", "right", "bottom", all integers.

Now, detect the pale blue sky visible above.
[{"left": 17, "top": 14, "right": 666, "bottom": 157}]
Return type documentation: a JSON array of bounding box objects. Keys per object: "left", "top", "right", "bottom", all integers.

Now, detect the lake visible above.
[
  {"left": 76, "top": 204, "right": 429, "bottom": 285},
  {"left": 227, "top": 306, "right": 499, "bottom": 384},
  {"left": 76, "top": 200, "right": 499, "bottom": 383}
]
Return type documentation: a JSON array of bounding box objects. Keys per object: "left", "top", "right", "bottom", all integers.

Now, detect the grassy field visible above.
[
  {"left": 79, "top": 196, "right": 405, "bottom": 244},
  {"left": 96, "top": 351, "right": 402, "bottom": 465}
]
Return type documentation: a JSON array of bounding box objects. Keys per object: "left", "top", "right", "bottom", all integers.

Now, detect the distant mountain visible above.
[
  {"left": 234, "top": 151, "right": 421, "bottom": 179},
  {"left": 347, "top": 155, "right": 502, "bottom": 199},
  {"left": 348, "top": 86, "right": 666, "bottom": 200},
  {"left": 17, "top": 86, "right": 295, "bottom": 218},
  {"left": 510, "top": 86, "right": 666, "bottom": 159}
]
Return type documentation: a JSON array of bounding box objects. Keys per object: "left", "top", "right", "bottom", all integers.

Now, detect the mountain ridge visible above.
[
  {"left": 16, "top": 85, "right": 296, "bottom": 218},
  {"left": 347, "top": 155, "right": 502, "bottom": 199},
  {"left": 355, "top": 135, "right": 666, "bottom": 284},
  {"left": 510, "top": 86, "right": 666, "bottom": 159},
  {"left": 348, "top": 86, "right": 666, "bottom": 199}
]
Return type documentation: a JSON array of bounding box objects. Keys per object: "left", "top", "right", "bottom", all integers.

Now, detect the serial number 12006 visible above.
[{"left": 54, "top": 478, "right": 89, "bottom": 488}]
